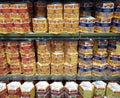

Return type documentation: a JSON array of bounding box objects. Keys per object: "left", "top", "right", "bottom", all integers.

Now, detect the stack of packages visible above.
[
  {"left": 78, "top": 39, "right": 93, "bottom": 77},
  {"left": 0, "top": 42, "right": 9, "bottom": 76},
  {"left": 5, "top": 41, "right": 22, "bottom": 75},
  {"left": 33, "top": 1, "right": 47, "bottom": 33},
  {"left": 64, "top": 2, "right": 79, "bottom": 34},
  {"left": 47, "top": 2, "right": 64, "bottom": 34},
  {"left": 111, "top": 0, "right": 120, "bottom": 33},
  {"left": 80, "top": 0, "right": 94, "bottom": 17},
  {"left": 20, "top": 40, "right": 36, "bottom": 76},
  {"left": 11, "top": 2, "right": 32, "bottom": 34},
  {"left": 107, "top": 40, "right": 120, "bottom": 76},
  {"left": 0, "top": 3, "right": 13, "bottom": 34},
  {"left": 37, "top": 40, "right": 51, "bottom": 76},
  {"left": 51, "top": 40, "right": 64, "bottom": 76},
  {"left": 64, "top": 40, "right": 78, "bottom": 76},
  {"left": 7, "top": 81, "right": 21, "bottom": 98},
  {"left": 92, "top": 39, "right": 108, "bottom": 77},
  {"left": 95, "top": 1, "right": 114, "bottom": 33}
]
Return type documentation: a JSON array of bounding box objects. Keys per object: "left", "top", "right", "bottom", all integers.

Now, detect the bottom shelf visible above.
[{"left": 0, "top": 74, "right": 120, "bottom": 81}]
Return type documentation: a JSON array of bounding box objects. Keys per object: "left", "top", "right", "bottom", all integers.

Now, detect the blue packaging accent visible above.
[
  {"left": 96, "top": 22, "right": 111, "bottom": 27},
  {"left": 80, "top": 23, "right": 95, "bottom": 27},
  {"left": 96, "top": 8, "right": 114, "bottom": 12},
  {"left": 81, "top": 7, "right": 93, "bottom": 10},
  {"left": 79, "top": 45, "right": 93, "bottom": 49},
  {"left": 98, "top": 45, "right": 108, "bottom": 48},
  {"left": 108, "top": 44, "right": 116, "bottom": 49},
  {"left": 79, "top": 55, "right": 93, "bottom": 62},
  {"left": 94, "top": 55, "right": 107, "bottom": 60},
  {"left": 114, "top": 7, "right": 120, "bottom": 12},
  {"left": 110, "top": 57, "right": 119, "bottom": 61},
  {"left": 78, "top": 66, "right": 92, "bottom": 72},
  {"left": 107, "top": 67, "right": 120, "bottom": 72},
  {"left": 93, "top": 67, "right": 106, "bottom": 72},
  {"left": 112, "top": 22, "right": 120, "bottom": 27}
]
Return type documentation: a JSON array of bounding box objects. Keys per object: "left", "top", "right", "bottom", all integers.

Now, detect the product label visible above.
[
  {"left": 78, "top": 66, "right": 92, "bottom": 72},
  {"left": 96, "top": 8, "right": 114, "bottom": 12}
]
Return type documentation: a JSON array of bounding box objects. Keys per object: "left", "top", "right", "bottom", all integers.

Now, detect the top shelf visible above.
[{"left": 0, "top": 33, "right": 119, "bottom": 40}]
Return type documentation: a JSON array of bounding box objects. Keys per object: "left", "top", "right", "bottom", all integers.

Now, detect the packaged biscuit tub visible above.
[
  {"left": 7, "top": 81, "right": 21, "bottom": 98},
  {"left": 34, "top": 1, "right": 47, "bottom": 17},
  {"left": 78, "top": 65, "right": 92, "bottom": 76},
  {"left": 106, "top": 82, "right": 120, "bottom": 98},
  {"left": 111, "top": 18, "right": 120, "bottom": 33},
  {"left": 22, "top": 63, "right": 36, "bottom": 76},
  {"left": 79, "top": 39, "right": 93, "bottom": 56},
  {"left": 113, "top": 0, "right": 120, "bottom": 18},
  {"left": 0, "top": 83, "right": 7, "bottom": 98},
  {"left": 95, "top": 1, "right": 114, "bottom": 18},
  {"left": 36, "top": 81, "right": 50, "bottom": 98},
  {"left": 95, "top": 18, "right": 111, "bottom": 33},
  {"left": 37, "top": 40, "right": 51, "bottom": 53},
  {"left": 64, "top": 63, "right": 77, "bottom": 76},
  {"left": 50, "top": 82, "right": 64, "bottom": 98},
  {"left": 65, "top": 51, "right": 78, "bottom": 65},
  {"left": 37, "top": 62, "right": 50, "bottom": 76},
  {"left": 51, "top": 63, "right": 63, "bottom": 76},
  {"left": 51, "top": 40, "right": 64, "bottom": 52},
  {"left": 37, "top": 52, "right": 51, "bottom": 65},
  {"left": 10, "top": 64, "right": 22, "bottom": 75},
  {"left": 0, "top": 64, "right": 9, "bottom": 76},
  {"left": 65, "top": 82, "right": 79, "bottom": 98},
  {"left": 79, "top": 81, "right": 94, "bottom": 98},
  {"left": 32, "top": 17, "right": 48, "bottom": 33},
  {"left": 47, "top": 2, "right": 63, "bottom": 19},
  {"left": 92, "top": 81, "right": 106, "bottom": 97},
  {"left": 80, "top": 1, "right": 93, "bottom": 17},
  {"left": 64, "top": 2, "right": 79, "bottom": 19},
  {"left": 64, "top": 19, "right": 79, "bottom": 34},
  {"left": 52, "top": 52, "right": 64, "bottom": 65},
  {"left": 79, "top": 16, "right": 95, "bottom": 33},
  {"left": 49, "top": 19, "right": 64, "bottom": 34},
  {"left": 21, "top": 82, "right": 35, "bottom": 98},
  {"left": 65, "top": 40, "right": 78, "bottom": 52},
  {"left": 0, "top": 3, "right": 11, "bottom": 13}
]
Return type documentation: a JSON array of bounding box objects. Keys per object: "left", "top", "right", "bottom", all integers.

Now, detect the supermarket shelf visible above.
[
  {"left": 0, "top": 33, "right": 120, "bottom": 40},
  {"left": 0, "top": 74, "right": 120, "bottom": 81},
  {"left": 0, "top": 33, "right": 79, "bottom": 40},
  {"left": 80, "top": 33, "right": 120, "bottom": 39}
]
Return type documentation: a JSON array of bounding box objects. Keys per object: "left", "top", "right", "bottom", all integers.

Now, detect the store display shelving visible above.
[{"left": 0, "top": 74, "right": 119, "bottom": 81}]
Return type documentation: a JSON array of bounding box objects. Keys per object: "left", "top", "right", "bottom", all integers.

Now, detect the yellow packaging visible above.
[
  {"left": 52, "top": 52, "right": 64, "bottom": 65},
  {"left": 32, "top": 17, "right": 48, "bottom": 33},
  {"left": 79, "top": 16, "right": 95, "bottom": 33},
  {"left": 10, "top": 65, "right": 22, "bottom": 75},
  {"left": 22, "top": 63, "right": 36, "bottom": 76},
  {"left": 111, "top": 18, "right": 120, "bottom": 33},
  {"left": 51, "top": 63, "right": 63, "bottom": 76},
  {"left": 37, "top": 40, "right": 51, "bottom": 53},
  {"left": 114, "top": 0, "right": 120, "bottom": 18},
  {"left": 64, "top": 63, "right": 77, "bottom": 76},
  {"left": 96, "top": 1, "right": 114, "bottom": 18},
  {"left": 37, "top": 63, "right": 50, "bottom": 76},
  {"left": 34, "top": 1, "right": 47, "bottom": 17},
  {"left": 95, "top": 18, "right": 111, "bottom": 33},
  {"left": 14, "top": 27, "right": 31, "bottom": 34},
  {"left": 47, "top": 3, "right": 63, "bottom": 19},
  {"left": 0, "top": 64, "right": 9, "bottom": 76},
  {"left": 7, "top": 82, "right": 21, "bottom": 98},
  {"left": 11, "top": 13, "right": 30, "bottom": 19},
  {"left": 38, "top": 52, "right": 51, "bottom": 65},
  {"left": 0, "top": 83, "right": 7, "bottom": 98},
  {"left": 64, "top": 19, "right": 79, "bottom": 34},
  {"left": 65, "top": 51, "right": 78, "bottom": 65},
  {"left": 49, "top": 19, "right": 64, "bottom": 34},
  {"left": 21, "top": 82, "right": 35, "bottom": 98},
  {"left": 51, "top": 40, "right": 64, "bottom": 52},
  {"left": 64, "top": 3, "right": 79, "bottom": 19}
]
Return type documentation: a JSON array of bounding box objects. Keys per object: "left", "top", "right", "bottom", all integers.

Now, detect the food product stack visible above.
[
  {"left": 95, "top": 1, "right": 114, "bottom": 33},
  {"left": 0, "top": 42, "right": 9, "bottom": 76},
  {"left": 5, "top": 41, "right": 22, "bottom": 75},
  {"left": 37, "top": 40, "right": 51, "bottom": 76},
  {"left": 0, "top": 82, "right": 7, "bottom": 98},
  {"left": 51, "top": 40, "right": 64, "bottom": 76},
  {"left": 64, "top": 2, "right": 79, "bottom": 34},
  {"left": 78, "top": 39, "right": 93, "bottom": 76},
  {"left": 20, "top": 40, "right": 36, "bottom": 76},
  {"left": 64, "top": 40, "right": 78, "bottom": 76},
  {"left": 93, "top": 39, "right": 108, "bottom": 77}
]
